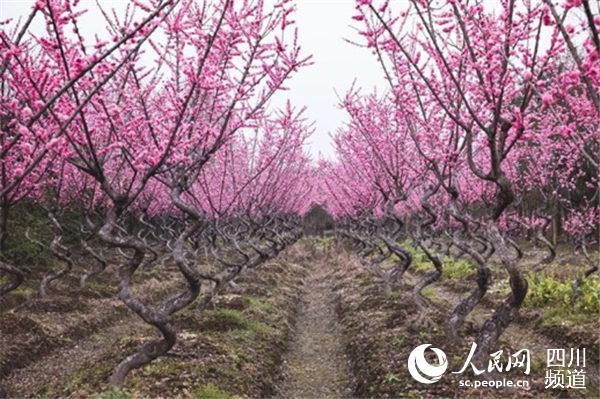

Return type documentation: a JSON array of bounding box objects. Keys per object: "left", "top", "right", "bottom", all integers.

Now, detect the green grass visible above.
[
  {"left": 194, "top": 384, "right": 232, "bottom": 399},
  {"left": 246, "top": 297, "right": 275, "bottom": 314},
  {"left": 93, "top": 388, "right": 132, "bottom": 399},
  {"left": 390, "top": 335, "right": 406, "bottom": 348},
  {"left": 310, "top": 235, "right": 336, "bottom": 251},
  {"left": 402, "top": 242, "right": 430, "bottom": 272},
  {"left": 421, "top": 286, "right": 436, "bottom": 300},
  {"left": 401, "top": 241, "right": 476, "bottom": 280},
  {"left": 524, "top": 272, "right": 572, "bottom": 307},
  {"left": 411, "top": 258, "right": 431, "bottom": 273},
  {"left": 138, "top": 357, "right": 184, "bottom": 376},
  {"left": 524, "top": 272, "right": 599, "bottom": 324},
  {"left": 383, "top": 372, "right": 401, "bottom": 384},
  {"left": 442, "top": 257, "right": 475, "bottom": 280},
  {"left": 204, "top": 308, "right": 273, "bottom": 336}
]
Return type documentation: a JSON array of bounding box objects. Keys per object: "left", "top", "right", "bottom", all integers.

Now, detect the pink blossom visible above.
[
  {"left": 565, "top": 0, "right": 582, "bottom": 9},
  {"left": 542, "top": 13, "right": 552, "bottom": 26}
]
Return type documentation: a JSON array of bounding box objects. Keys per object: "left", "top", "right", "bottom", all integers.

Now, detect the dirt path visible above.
[
  {"left": 3, "top": 249, "right": 355, "bottom": 398},
  {"left": 277, "top": 256, "right": 353, "bottom": 399}
]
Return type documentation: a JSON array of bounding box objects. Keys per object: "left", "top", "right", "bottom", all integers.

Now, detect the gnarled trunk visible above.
[
  {"left": 101, "top": 204, "right": 203, "bottom": 387},
  {"left": 446, "top": 234, "right": 491, "bottom": 342},
  {"left": 108, "top": 246, "right": 177, "bottom": 386},
  {"left": 0, "top": 201, "right": 8, "bottom": 253},
  {"left": 0, "top": 200, "right": 24, "bottom": 297},
  {"left": 0, "top": 260, "right": 25, "bottom": 297},
  {"left": 99, "top": 207, "right": 174, "bottom": 387},
  {"left": 571, "top": 244, "right": 598, "bottom": 304},
  {"left": 473, "top": 224, "right": 527, "bottom": 365},
  {"left": 79, "top": 238, "right": 107, "bottom": 288},
  {"left": 39, "top": 237, "right": 74, "bottom": 297},
  {"left": 445, "top": 197, "right": 492, "bottom": 341},
  {"left": 39, "top": 214, "right": 74, "bottom": 297},
  {"left": 413, "top": 242, "right": 442, "bottom": 309}
]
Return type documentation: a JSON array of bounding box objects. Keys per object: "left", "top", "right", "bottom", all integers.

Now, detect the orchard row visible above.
[
  {"left": 0, "top": 0, "right": 598, "bottom": 389},
  {"left": 319, "top": 0, "right": 598, "bottom": 366}
]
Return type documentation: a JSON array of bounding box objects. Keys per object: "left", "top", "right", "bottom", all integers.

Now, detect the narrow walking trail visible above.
[{"left": 277, "top": 253, "right": 353, "bottom": 398}]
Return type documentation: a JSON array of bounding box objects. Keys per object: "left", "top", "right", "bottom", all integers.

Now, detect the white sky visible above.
[
  {"left": 0, "top": 0, "right": 387, "bottom": 161},
  {"left": 5, "top": 0, "right": 584, "bottom": 161},
  {"left": 270, "top": 0, "right": 386, "bottom": 160}
]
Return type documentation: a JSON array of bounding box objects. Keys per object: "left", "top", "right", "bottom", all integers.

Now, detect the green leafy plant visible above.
[
  {"left": 195, "top": 383, "right": 232, "bottom": 399},
  {"left": 525, "top": 272, "right": 572, "bottom": 308},
  {"left": 574, "top": 278, "right": 600, "bottom": 314},
  {"left": 383, "top": 372, "right": 401, "bottom": 384},
  {"left": 443, "top": 257, "right": 476, "bottom": 280},
  {"left": 525, "top": 272, "right": 599, "bottom": 316},
  {"left": 93, "top": 388, "right": 132, "bottom": 399}
]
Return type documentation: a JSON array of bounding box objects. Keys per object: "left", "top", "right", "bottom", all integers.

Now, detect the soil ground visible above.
[
  {"left": 0, "top": 238, "right": 598, "bottom": 398},
  {"left": 0, "top": 245, "right": 308, "bottom": 398},
  {"left": 276, "top": 246, "right": 354, "bottom": 398},
  {"left": 330, "top": 240, "right": 599, "bottom": 399}
]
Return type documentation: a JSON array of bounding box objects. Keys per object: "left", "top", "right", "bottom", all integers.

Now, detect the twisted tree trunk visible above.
[
  {"left": 39, "top": 214, "right": 74, "bottom": 297},
  {"left": 101, "top": 203, "right": 203, "bottom": 387},
  {"left": 0, "top": 200, "right": 25, "bottom": 297},
  {"left": 108, "top": 247, "right": 176, "bottom": 386},
  {"left": 532, "top": 215, "right": 555, "bottom": 272},
  {"left": 571, "top": 244, "right": 598, "bottom": 304},
  {"left": 99, "top": 207, "right": 175, "bottom": 387},
  {"left": 79, "top": 238, "right": 107, "bottom": 288},
  {"left": 412, "top": 184, "right": 443, "bottom": 308},
  {"left": 0, "top": 260, "right": 25, "bottom": 297},
  {"left": 413, "top": 242, "right": 442, "bottom": 309},
  {"left": 446, "top": 235, "right": 491, "bottom": 342},
  {"left": 380, "top": 236, "right": 412, "bottom": 295},
  {"left": 445, "top": 197, "right": 492, "bottom": 341},
  {"left": 474, "top": 224, "right": 527, "bottom": 365},
  {"left": 0, "top": 201, "right": 8, "bottom": 253}
]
